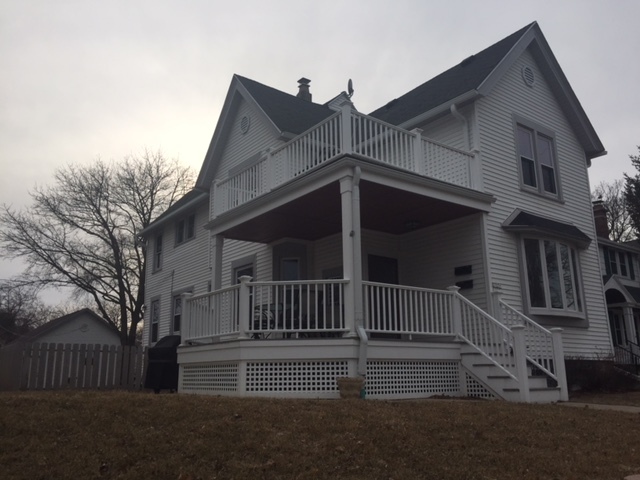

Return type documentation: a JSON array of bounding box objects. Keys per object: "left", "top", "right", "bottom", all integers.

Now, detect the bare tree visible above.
[
  {"left": 592, "top": 178, "right": 635, "bottom": 242},
  {"left": 625, "top": 146, "right": 640, "bottom": 240},
  {"left": 0, "top": 282, "right": 62, "bottom": 344},
  {"left": 0, "top": 150, "right": 193, "bottom": 345}
]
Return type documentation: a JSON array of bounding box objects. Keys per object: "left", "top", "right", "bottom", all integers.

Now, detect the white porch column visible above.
[
  {"left": 211, "top": 234, "right": 224, "bottom": 291},
  {"left": 623, "top": 306, "right": 637, "bottom": 345},
  {"left": 340, "top": 102, "right": 353, "bottom": 155},
  {"left": 340, "top": 174, "right": 358, "bottom": 338},
  {"left": 511, "top": 325, "right": 531, "bottom": 403}
]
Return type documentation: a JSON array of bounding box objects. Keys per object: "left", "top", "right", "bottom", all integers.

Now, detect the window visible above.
[
  {"left": 603, "top": 247, "right": 635, "bottom": 279},
  {"left": 150, "top": 299, "right": 160, "bottom": 343},
  {"left": 154, "top": 234, "right": 163, "bottom": 271},
  {"left": 172, "top": 295, "right": 182, "bottom": 332},
  {"left": 516, "top": 123, "right": 558, "bottom": 196},
  {"left": 522, "top": 238, "right": 582, "bottom": 314},
  {"left": 175, "top": 213, "right": 195, "bottom": 245}
]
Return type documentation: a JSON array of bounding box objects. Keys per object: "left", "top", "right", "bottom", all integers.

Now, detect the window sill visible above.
[
  {"left": 174, "top": 237, "right": 196, "bottom": 248},
  {"left": 526, "top": 310, "right": 589, "bottom": 329},
  {"left": 519, "top": 185, "right": 564, "bottom": 203}
]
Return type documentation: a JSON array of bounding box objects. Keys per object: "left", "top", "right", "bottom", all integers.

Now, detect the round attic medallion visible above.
[
  {"left": 522, "top": 65, "right": 535, "bottom": 87},
  {"left": 240, "top": 116, "right": 250, "bottom": 134}
]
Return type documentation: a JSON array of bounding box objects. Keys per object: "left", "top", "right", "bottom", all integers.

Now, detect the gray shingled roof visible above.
[
  {"left": 236, "top": 75, "right": 335, "bottom": 135},
  {"left": 368, "top": 23, "right": 534, "bottom": 126}
]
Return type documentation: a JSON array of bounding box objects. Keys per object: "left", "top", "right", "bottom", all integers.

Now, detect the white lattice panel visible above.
[
  {"left": 181, "top": 363, "right": 239, "bottom": 393},
  {"left": 246, "top": 361, "right": 348, "bottom": 393},
  {"left": 465, "top": 372, "right": 496, "bottom": 399},
  {"left": 365, "top": 361, "right": 460, "bottom": 398}
]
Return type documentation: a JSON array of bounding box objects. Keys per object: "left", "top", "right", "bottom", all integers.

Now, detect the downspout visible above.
[{"left": 450, "top": 104, "right": 470, "bottom": 151}]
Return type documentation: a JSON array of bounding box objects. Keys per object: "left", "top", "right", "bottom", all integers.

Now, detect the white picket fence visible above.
[{"left": 0, "top": 342, "right": 148, "bottom": 391}]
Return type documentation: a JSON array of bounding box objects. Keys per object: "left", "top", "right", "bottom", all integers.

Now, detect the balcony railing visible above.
[{"left": 212, "top": 105, "right": 478, "bottom": 218}]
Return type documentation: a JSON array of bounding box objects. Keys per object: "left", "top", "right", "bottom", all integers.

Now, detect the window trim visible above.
[
  {"left": 519, "top": 236, "right": 585, "bottom": 319},
  {"left": 513, "top": 115, "right": 562, "bottom": 201},
  {"left": 171, "top": 287, "right": 193, "bottom": 333},
  {"left": 603, "top": 246, "right": 636, "bottom": 280},
  {"left": 153, "top": 233, "right": 163, "bottom": 272},
  {"left": 175, "top": 212, "right": 196, "bottom": 246}
]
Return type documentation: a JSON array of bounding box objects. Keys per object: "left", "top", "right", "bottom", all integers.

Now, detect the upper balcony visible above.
[{"left": 211, "top": 104, "right": 481, "bottom": 220}]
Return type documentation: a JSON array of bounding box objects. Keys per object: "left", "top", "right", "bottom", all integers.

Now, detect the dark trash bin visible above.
[{"left": 144, "top": 335, "right": 181, "bottom": 393}]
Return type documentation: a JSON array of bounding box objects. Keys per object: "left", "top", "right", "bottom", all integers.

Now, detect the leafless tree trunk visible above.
[{"left": 0, "top": 150, "right": 193, "bottom": 345}]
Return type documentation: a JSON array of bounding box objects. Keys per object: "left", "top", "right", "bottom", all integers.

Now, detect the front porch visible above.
[{"left": 179, "top": 280, "right": 569, "bottom": 403}]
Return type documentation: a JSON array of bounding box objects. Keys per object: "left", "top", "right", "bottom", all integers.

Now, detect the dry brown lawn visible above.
[
  {"left": 1, "top": 391, "right": 640, "bottom": 480},
  {"left": 569, "top": 391, "right": 640, "bottom": 407}
]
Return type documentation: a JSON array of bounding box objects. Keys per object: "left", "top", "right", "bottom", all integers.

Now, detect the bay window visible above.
[{"left": 523, "top": 238, "right": 582, "bottom": 314}]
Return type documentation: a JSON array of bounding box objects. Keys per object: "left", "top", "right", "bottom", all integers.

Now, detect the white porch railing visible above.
[
  {"left": 182, "top": 285, "right": 241, "bottom": 341},
  {"left": 212, "top": 105, "right": 478, "bottom": 218},
  {"left": 250, "top": 280, "right": 348, "bottom": 337},
  {"left": 182, "top": 280, "right": 349, "bottom": 341},
  {"left": 362, "top": 282, "right": 454, "bottom": 335}
]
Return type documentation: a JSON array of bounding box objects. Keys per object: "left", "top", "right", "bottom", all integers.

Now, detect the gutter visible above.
[
  {"left": 356, "top": 325, "right": 368, "bottom": 376},
  {"left": 140, "top": 190, "right": 209, "bottom": 237}
]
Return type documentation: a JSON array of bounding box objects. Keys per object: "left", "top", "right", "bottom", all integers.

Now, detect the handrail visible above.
[
  {"left": 498, "top": 300, "right": 558, "bottom": 381},
  {"left": 362, "top": 281, "right": 454, "bottom": 335},
  {"left": 211, "top": 107, "right": 478, "bottom": 218},
  {"left": 456, "top": 294, "right": 517, "bottom": 380}
]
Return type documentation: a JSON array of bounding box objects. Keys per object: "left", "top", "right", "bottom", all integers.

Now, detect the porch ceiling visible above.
[{"left": 222, "top": 180, "right": 480, "bottom": 243}]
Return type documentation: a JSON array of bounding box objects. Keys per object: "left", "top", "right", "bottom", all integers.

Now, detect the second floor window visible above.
[
  {"left": 154, "top": 234, "right": 163, "bottom": 271},
  {"left": 175, "top": 213, "right": 195, "bottom": 245},
  {"left": 516, "top": 124, "right": 558, "bottom": 197},
  {"left": 603, "top": 247, "right": 636, "bottom": 279}
]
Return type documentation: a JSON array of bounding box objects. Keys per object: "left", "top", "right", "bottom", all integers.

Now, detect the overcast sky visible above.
[{"left": 1, "top": 0, "right": 639, "bottom": 300}]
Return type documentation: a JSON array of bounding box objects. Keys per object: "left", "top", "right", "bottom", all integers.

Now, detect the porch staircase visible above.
[
  {"left": 460, "top": 344, "right": 561, "bottom": 403},
  {"left": 453, "top": 292, "right": 568, "bottom": 403}
]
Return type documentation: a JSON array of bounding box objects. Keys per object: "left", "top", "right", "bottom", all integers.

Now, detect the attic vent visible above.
[
  {"left": 240, "top": 116, "right": 250, "bottom": 134},
  {"left": 522, "top": 65, "right": 535, "bottom": 87}
]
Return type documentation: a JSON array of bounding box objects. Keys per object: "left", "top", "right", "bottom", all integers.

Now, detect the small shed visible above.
[{"left": 19, "top": 308, "right": 121, "bottom": 346}]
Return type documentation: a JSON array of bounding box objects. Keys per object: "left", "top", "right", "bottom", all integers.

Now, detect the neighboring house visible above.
[
  {"left": 142, "top": 22, "right": 612, "bottom": 402},
  {"left": 16, "top": 309, "right": 121, "bottom": 346},
  {"left": 593, "top": 201, "right": 640, "bottom": 371}
]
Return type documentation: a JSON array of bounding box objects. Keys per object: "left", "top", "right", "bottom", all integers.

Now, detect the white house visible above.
[
  {"left": 142, "top": 22, "right": 612, "bottom": 402},
  {"left": 18, "top": 309, "right": 121, "bottom": 346},
  {"left": 593, "top": 202, "right": 640, "bottom": 373}
]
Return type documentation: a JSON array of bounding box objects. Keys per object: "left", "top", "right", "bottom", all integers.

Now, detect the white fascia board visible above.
[
  {"left": 140, "top": 191, "right": 209, "bottom": 237},
  {"left": 397, "top": 90, "right": 480, "bottom": 131}
]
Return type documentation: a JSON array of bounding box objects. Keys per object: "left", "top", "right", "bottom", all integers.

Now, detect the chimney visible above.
[
  {"left": 296, "top": 77, "right": 312, "bottom": 102},
  {"left": 592, "top": 199, "right": 609, "bottom": 239}
]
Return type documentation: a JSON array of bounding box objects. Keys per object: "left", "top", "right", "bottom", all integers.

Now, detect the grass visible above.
[
  {"left": 1, "top": 391, "right": 640, "bottom": 480},
  {"left": 569, "top": 391, "right": 640, "bottom": 407}
]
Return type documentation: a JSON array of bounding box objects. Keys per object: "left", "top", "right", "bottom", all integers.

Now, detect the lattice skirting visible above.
[
  {"left": 246, "top": 361, "right": 349, "bottom": 394},
  {"left": 365, "top": 361, "right": 460, "bottom": 399},
  {"left": 464, "top": 372, "right": 496, "bottom": 399},
  {"left": 181, "top": 363, "right": 239, "bottom": 394},
  {"left": 180, "top": 360, "right": 349, "bottom": 396},
  {"left": 180, "top": 360, "right": 492, "bottom": 400}
]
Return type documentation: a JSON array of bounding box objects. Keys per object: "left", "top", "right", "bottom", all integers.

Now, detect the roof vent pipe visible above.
[{"left": 297, "top": 77, "right": 312, "bottom": 102}]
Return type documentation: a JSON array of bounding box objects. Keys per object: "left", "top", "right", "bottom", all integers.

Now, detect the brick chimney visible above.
[
  {"left": 592, "top": 199, "right": 609, "bottom": 239},
  {"left": 297, "top": 77, "right": 312, "bottom": 102}
]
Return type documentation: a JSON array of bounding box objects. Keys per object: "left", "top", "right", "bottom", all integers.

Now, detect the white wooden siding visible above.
[
  {"left": 400, "top": 214, "right": 487, "bottom": 309},
  {"left": 143, "top": 201, "right": 211, "bottom": 344},
  {"left": 220, "top": 239, "right": 271, "bottom": 286},
  {"left": 476, "top": 48, "right": 610, "bottom": 356},
  {"left": 216, "top": 98, "right": 282, "bottom": 182},
  {"left": 418, "top": 105, "right": 473, "bottom": 151}
]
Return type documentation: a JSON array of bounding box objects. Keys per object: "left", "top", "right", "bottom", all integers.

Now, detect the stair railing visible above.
[{"left": 496, "top": 297, "right": 568, "bottom": 401}]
